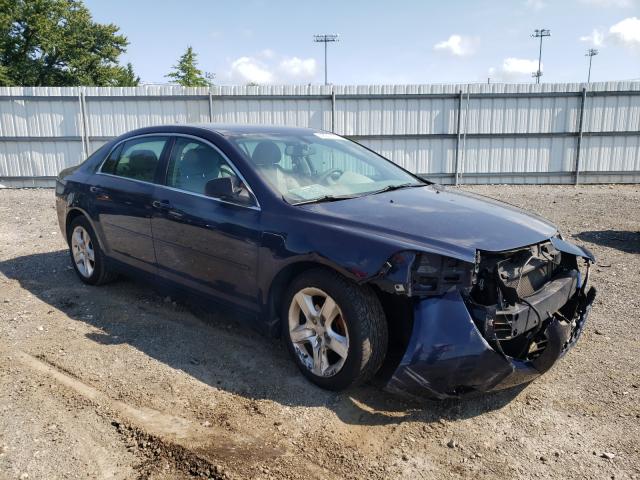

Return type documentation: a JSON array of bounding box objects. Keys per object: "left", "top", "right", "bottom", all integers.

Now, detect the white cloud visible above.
[
  {"left": 579, "top": 17, "right": 640, "bottom": 50},
  {"left": 578, "top": 0, "right": 635, "bottom": 6},
  {"left": 609, "top": 17, "right": 640, "bottom": 49},
  {"left": 580, "top": 29, "right": 605, "bottom": 46},
  {"left": 279, "top": 57, "right": 317, "bottom": 79},
  {"left": 500, "top": 57, "right": 540, "bottom": 80},
  {"left": 229, "top": 57, "right": 274, "bottom": 84},
  {"left": 433, "top": 34, "right": 477, "bottom": 57},
  {"left": 226, "top": 52, "right": 318, "bottom": 84},
  {"left": 525, "top": 0, "right": 546, "bottom": 10}
]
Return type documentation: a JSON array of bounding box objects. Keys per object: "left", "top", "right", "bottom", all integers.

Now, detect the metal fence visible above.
[{"left": 1, "top": 81, "right": 639, "bottom": 187}]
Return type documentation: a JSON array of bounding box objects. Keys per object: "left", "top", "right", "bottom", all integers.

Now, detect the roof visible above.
[{"left": 184, "top": 123, "right": 321, "bottom": 137}]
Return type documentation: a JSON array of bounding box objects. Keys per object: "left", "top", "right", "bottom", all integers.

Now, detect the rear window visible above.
[{"left": 101, "top": 137, "right": 169, "bottom": 183}]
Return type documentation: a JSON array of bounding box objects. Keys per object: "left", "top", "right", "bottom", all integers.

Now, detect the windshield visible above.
[{"left": 229, "top": 132, "right": 425, "bottom": 204}]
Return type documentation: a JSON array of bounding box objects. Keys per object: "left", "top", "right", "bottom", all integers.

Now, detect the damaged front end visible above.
[{"left": 378, "top": 237, "right": 596, "bottom": 400}]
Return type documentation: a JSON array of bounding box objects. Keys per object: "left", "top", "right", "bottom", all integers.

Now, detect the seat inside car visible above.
[
  {"left": 177, "top": 147, "right": 221, "bottom": 194},
  {"left": 127, "top": 149, "right": 158, "bottom": 182},
  {"left": 251, "top": 141, "right": 300, "bottom": 192}
]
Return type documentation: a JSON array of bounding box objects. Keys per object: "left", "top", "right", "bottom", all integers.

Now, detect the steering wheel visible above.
[{"left": 317, "top": 168, "right": 344, "bottom": 185}]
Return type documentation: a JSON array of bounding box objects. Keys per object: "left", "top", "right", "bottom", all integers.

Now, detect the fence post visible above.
[
  {"left": 331, "top": 87, "right": 336, "bottom": 133},
  {"left": 574, "top": 87, "right": 587, "bottom": 185},
  {"left": 208, "top": 89, "right": 214, "bottom": 123},
  {"left": 78, "top": 89, "right": 89, "bottom": 159},
  {"left": 454, "top": 90, "right": 463, "bottom": 185},
  {"left": 460, "top": 90, "right": 470, "bottom": 185}
]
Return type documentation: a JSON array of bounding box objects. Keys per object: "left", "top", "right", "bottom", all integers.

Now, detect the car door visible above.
[
  {"left": 151, "top": 135, "right": 262, "bottom": 311},
  {"left": 90, "top": 135, "right": 170, "bottom": 273}
]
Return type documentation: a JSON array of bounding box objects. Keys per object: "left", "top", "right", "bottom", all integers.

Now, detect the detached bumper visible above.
[{"left": 384, "top": 286, "right": 595, "bottom": 400}]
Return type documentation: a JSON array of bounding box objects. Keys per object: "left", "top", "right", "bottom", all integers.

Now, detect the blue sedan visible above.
[{"left": 55, "top": 124, "right": 596, "bottom": 398}]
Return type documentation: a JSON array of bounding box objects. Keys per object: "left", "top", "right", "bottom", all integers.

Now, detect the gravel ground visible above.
[{"left": 0, "top": 184, "right": 638, "bottom": 480}]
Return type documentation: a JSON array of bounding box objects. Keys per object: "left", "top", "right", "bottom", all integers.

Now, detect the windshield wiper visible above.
[
  {"left": 366, "top": 182, "right": 425, "bottom": 196},
  {"left": 291, "top": 194, "right": 359, "bottom": 206}
]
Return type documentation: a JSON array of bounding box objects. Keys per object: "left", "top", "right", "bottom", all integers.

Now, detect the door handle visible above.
[
  {"left": 152, "top": 199, "right": 171, "bottom": 209},
  {"left": 89, "top": 185, "right": 110, "bottom": 200}
]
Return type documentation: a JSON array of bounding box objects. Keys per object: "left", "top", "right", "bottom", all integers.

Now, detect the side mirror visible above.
[
  {"left": 205, "top": 177, "right": 234, "bottom": 199},
  {"left": 205, "top": 177, "right": 255, "bottom": 206}
]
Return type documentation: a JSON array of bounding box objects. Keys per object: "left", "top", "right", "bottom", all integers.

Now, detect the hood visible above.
[{"left": 299, "top": 185, "right": 558, "bottom": 263}]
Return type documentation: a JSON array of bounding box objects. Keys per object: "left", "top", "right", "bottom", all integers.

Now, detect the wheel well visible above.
[
  {"left": 65, "top": 209, "right": 85, "bottom": 240},
  {"left": 267, "top": 261, "right": 412, "bottom": 380},
  {"left": 368, "top": 285, "right": 414, "bottom": 382},
  {"left": 267, "top": 262, "right": 406, "bottom": 338},
  {"left": 269, "top": 262, "right": 356, "bottom": 336}
]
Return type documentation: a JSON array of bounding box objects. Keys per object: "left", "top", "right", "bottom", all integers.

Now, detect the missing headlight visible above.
[{"left": 411, "top": 253, "right": 474, "bottom": 296}]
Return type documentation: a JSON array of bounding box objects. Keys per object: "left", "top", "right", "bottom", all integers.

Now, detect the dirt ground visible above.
[{"left": 0, "top": 184, "right": 638, "bottom": 480}]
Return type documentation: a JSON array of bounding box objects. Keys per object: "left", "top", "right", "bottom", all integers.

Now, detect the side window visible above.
[
  {"left": 166, "top": 138, "right": 243, "bottom": 196},
  {"left": 101, "top": 137, "right": 168, "bottom": 182},
  {"left": 100, "top": 143, "right": 123, "bottom": 174}
]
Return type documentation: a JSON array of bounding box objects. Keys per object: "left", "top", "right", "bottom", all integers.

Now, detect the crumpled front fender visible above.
[
  {"left": 384, "top": 290, "right": 516, "bottom": 400},
  {"left": 384, "top": 286, "right": 596, "bottom": 400}
]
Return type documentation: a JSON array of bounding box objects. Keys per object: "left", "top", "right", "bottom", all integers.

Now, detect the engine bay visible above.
[{"left": 465, "top": 240, "right": 590, "bottom": 366}]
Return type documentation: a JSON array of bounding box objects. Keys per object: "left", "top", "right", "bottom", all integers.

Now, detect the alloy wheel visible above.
[
  {"left": 71, "top": 225, "right": 95, "bottom": 278},
  {"left": 288, "top": 287, "right": 350, "bottom": 377}
]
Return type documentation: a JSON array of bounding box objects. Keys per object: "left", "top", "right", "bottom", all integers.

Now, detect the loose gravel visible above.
[{"left": 0, "top": 184, "right": 638, "bottom": 480}]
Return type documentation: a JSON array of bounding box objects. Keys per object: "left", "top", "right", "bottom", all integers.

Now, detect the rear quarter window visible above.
[{"left": 101, "top": 137, "right": 169, "bottom": 182}]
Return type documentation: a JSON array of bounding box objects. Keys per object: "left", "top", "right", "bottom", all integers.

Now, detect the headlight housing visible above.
[{"left": 411, "top": 253, "right": 474, "bottom": 296}]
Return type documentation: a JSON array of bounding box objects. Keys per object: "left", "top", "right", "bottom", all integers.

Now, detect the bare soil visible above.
[{"left": 0, "top": 184, "right": 638, "bottom": 480}]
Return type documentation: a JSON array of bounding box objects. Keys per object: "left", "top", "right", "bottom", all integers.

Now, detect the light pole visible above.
[
  {"left": 585, "top": 48, "right": 598, "bottom": 83},
  {"left": 313, "top": 34, "right": 339, "bottom": 85},
  {"left": 531, "top": 28, "right": 551, "bottom": 84}
]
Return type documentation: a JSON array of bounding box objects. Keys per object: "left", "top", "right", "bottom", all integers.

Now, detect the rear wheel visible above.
[
  {"left": 67, "top": 216, "right": 115, "bottom": 285},
  {"left": 282, "top": 268, "right": 388, "bottom": 390}
]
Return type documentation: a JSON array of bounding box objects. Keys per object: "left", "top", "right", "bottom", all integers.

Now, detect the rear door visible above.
[
  {"left": 90, "top": 135, "right": 170, "bottom": 273},
  {"left": 150, "top": 135, "right": 262, "bottom": 311}
]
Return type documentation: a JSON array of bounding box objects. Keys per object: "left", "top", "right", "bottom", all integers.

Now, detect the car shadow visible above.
[
  {"left": 0, "top": 250, "right": 525, "bottom": 427},
  {"left": 574, "top": 230, "right": 640, "bottom": 255}
]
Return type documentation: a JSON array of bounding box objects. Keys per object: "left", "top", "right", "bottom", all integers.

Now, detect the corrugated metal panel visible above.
[
  {"left": 86, "top": 97, "right": 210, "bottom": 137},
  {"left": 0, "top": 81, "right": 639, "bottom": 183},
  {"left": 460, "top": 136, "right": 576, "bottom": 174},
  {"left": 0, "top": 94, "right": 81, "bottom": 137},
  {"left": 581, "top": 134, "right": 640, "bottom": 171},
  {"left": 0, "top": 140, "right": 82, "bottom": 177},
  {"left": 358, "top": 137, "right": 456, "bottom": 174},
  {"left": 213, "top": 97, "right": 331, "bottom": 129}
]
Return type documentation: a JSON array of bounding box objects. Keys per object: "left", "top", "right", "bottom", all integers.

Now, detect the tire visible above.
[
  {"left": 67, "top": 215, "right": 116, "bottom": 286},
  {"left": 282, "top": 268, "right": 388, "bottom": 390}
]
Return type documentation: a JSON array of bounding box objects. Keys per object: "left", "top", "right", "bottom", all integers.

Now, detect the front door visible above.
[
  {"left": 151, "top": 136, "right": 262, "bottom": 311},
  {"left": 91, "top": 135, "right": 170, "bottom": 273}
]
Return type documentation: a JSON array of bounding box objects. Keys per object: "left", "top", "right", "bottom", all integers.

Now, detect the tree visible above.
[
  {"left": 165, "top": 46, "right": 209, "bottom": 87},
  {"left": 114, "top": 62, "right": 140, "bottom": 87},
  {"left": 0, "top": 65, "right": 9, "bottom": 86},
  {"left": 0, "top": 0, "right": 137, "bottom": 86}
]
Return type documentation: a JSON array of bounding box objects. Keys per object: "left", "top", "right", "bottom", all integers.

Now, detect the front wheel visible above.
[{"left": 282, "top": 268, "right": 388, "bottom": 390}]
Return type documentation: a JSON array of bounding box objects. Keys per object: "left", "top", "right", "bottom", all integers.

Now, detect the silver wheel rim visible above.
[
  {"left": 71, "top": 226, "right": 95, "bottom": 278},
  {"left": 288, "top": 287, "right": 349, "bottom": 378}
]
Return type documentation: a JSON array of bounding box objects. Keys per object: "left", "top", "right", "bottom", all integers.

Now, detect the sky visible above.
[{"left": 84, "top": 0, "right": 640, "bottom": 86}]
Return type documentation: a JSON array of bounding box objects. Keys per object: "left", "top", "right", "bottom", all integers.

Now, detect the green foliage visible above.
[
  {"left": 115, "top": 62, "right": 140, "bottom": 87},
  {"left": 166, "top": 46, "right": 209, "bottom": 87},
  {"left": 0, "top": 0, "right": 138, "bottom": 86},
  {"left": 0, "top": 64, "right": 9, "bottom": 86}
]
